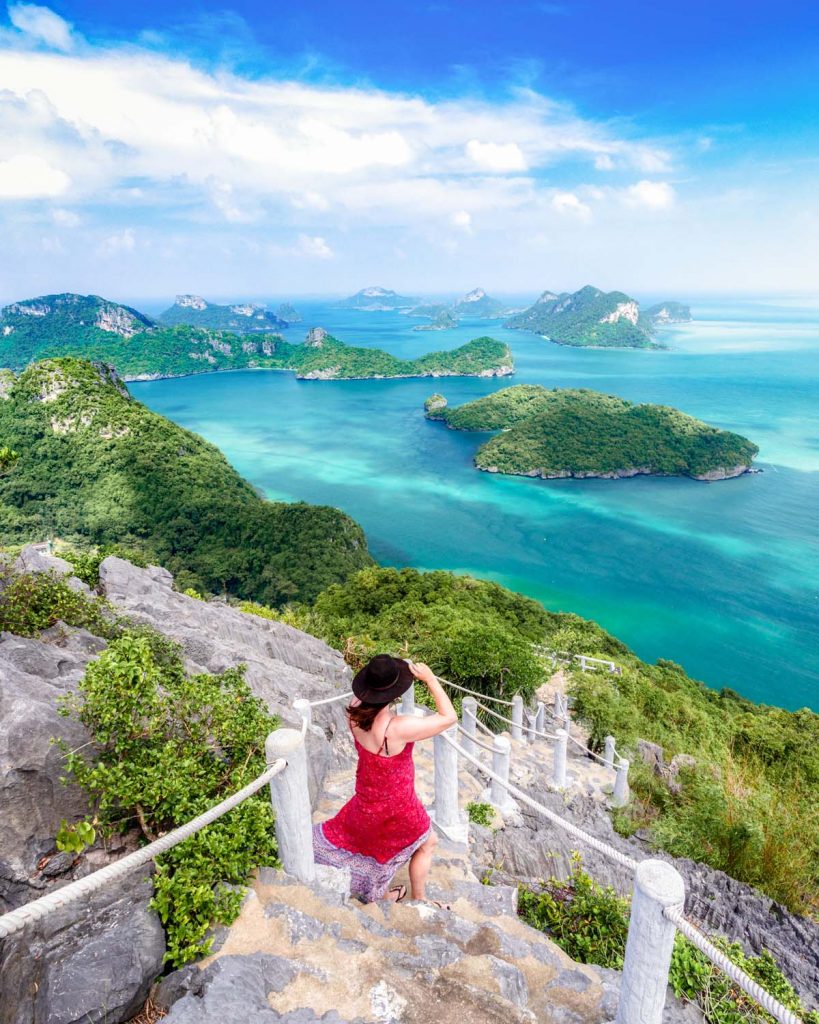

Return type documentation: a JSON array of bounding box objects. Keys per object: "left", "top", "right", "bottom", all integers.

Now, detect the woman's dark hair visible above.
[{"left": 346, "top": 700, "right": 390, "bottom": 732}]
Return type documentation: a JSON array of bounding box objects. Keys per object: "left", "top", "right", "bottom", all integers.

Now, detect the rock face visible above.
[
  {"left": 303, "top": 326, "right": 328, "bottom": 348},
  {"left": 0, "top": 873, "right": 165, "bottom": 1024}
]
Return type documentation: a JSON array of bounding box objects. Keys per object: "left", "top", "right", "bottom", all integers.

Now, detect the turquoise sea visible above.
[{"left": 132, "top": 298, "right": 819, "bottom": 713}]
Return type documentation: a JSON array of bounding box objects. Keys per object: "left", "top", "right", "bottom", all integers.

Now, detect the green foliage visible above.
[
  {"left": 571, "top": 658, "right": 819, "bottom": 914},
  {"left": 0, "top": 358, "right": 372, "bottom": 605},
  {"left": 505, "top": 285, "right": 658, "bottom": 348},
  {"left": 0, "top": 445, "right": 18, "bottom": 474},
  {"left": 518, "top": 856, "right": 816, "bottom": 1024},
  {"left": 158, "top": 298, "right": 286, "bottom": 333},
  {"left": 0, "top": 569, "right": 121, "bottom": 638},
  {"left": 429, "top": 386, "right": 758, "bottom": 479},
  {"left": 517, "top": 854, "right": 630, "bottom": 968},
  {"left": 62, "top": 542, "right": 149, "bottom": 586},
  {"left": 59, "top": 634, "right": 280, "bottom": 966},
  {"left": 307, "top": 566, "right": 556, "bottom": 701},
  {"left": 466, "top": 801, "right": 494, "bottom": 827},
  {"left": 55, "top": 819, "right": 96, "bottom": 854}
]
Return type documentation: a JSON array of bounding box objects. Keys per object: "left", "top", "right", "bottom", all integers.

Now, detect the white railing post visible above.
[
  {"left": 535, "top": 701, "right": 545, "bottom": 735},
  {"left": 553, "top": 692, "right": 562, "bottom": 720},
  {"left": 604, "top": 735, "right": 616, "bottom": 769},
  {"left": 553, "top": 728, "right": 567, "bottom": 789},
  {"left": 612, "top": 758, "right": 630, "bottom": 808},
  {"left": 461, "top": 696, "right": 478, "bottom": 756},
  {"left": 265, "top": 727, "right": 316, "bottom": 884},
  {"left": 401, "top": 682, "right": 416, "bottom": 715},
  {"left": 616, "top": 860, "right": 685, "bottom": 1024},
  {"left": 432, "top": 724, "right": 461, "bottom": 832},
  {"left": 579, "top": 655, "right": 588, "bottom": 672},
  {"left": 489, "top": 735, "right": 515, "bottom": 814},
  {"left": 293, "top": 698, "right": 312, "bottom": 729},
  {"left": 525, "top": 711, "right": 537, "bottom": 742},
  {"left": 511, "top": 694, "right": 524, "bottom": 742}
]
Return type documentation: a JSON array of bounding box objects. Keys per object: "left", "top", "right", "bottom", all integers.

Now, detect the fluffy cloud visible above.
[
  {"left": 8, "top": 2, "right": 73, "bottom": 50},
  {"left": 450, "top": 209, "right": 472, "bottom": 231},
  {"left": 296, "top": 234, "right": 333, "bottom": 259},
  {"left": 552, "top": 191, "right": 592, "bottom": 221},
  {"left": 52, "top": 206, "right": 79, "bottom": 226},
  {"left": 465, "top": 139, "right": 527, "bottom": 172},
  {"left": 98, "top": 228, "right": 135, "bottom": 256},
  {"left": 0, "top": 152, "right": 69, "bottom": 197},
  {"left": 624, "top": 179, "right": 676, "bottom": 209}
]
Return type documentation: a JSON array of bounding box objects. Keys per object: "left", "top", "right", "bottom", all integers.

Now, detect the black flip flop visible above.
[{"left": 387, "top": 884, "right": 407, "bottom": 903}]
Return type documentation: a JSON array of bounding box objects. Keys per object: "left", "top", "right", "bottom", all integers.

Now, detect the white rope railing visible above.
[
  {"left": 664, "top": 906, "right": 801, "bottom": 1024},
  {"left": 439, "top": 677, "right": 515, "bottom": 707},
  {"left": 475, "top": 702, "right": 518, "bottom": 729},
  {"left": 307, "top": 690, "right": 353, "bottom": 708},
  {"left": 567, "top": 731, "right": 613, "bottom": 766},
  {"left": 456, "top": 725, "right": 499, "bottom": 756},
  {"left": 442, "top": 730, "right": 639, "bottom": 872},
  {"left": 473, "top": 715, "right": 495, "bottom": 737},
  {"left": 0, "top": 758, "right": 287, "bottom": 941}
]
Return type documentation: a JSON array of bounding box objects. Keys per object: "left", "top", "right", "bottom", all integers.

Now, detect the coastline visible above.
[{"left": 477, "top": 462, "right": 758, "bottom": 482}]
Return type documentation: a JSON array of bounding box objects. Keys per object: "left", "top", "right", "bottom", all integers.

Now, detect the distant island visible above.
[
  {"left": 413, "top": 310, "right": 458, "bottom": 331},
  {"left": 425, "top": 385, "right": 758, "bottom": 481},
  {"left": 159, "top": 294, "right": 289, "bottom": 332},
  {"left": 0, "top": 294, "right": 512, "bottom": 381},
  {"left": 406, "top": 287, "right": 515, "bottom": 323},
  {"left": 335, "top": 286, "right": 420, "bottom": 310},
  {"left": 504, "top": 285, "right": 690, "bottom": 348},
  {"left": 276, "top": 302, "right": 302, "bottom": 323}
]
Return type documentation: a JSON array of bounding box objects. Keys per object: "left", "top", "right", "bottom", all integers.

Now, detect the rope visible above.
[
  {"left": 308, "top": 690, "right": 353, "bottom": 708},
  {"left": 457, "top": 725, "right": 500, "bottom": 755},
  {"left": 439, "top": 677, "right": 515, "bottom": 707},
  {"left": 567, "top": 732, "right": 612, "bottom": 766},
  {"left": 0, "top": 759, "right": 287, "bottom": 941},
  {"left": 476, "top": 702, "right": 518, "bottom": 728},
  {"left": 473, "top": 715, "right": 495, "bottom": 737},
  {"left": 664, "top": 907, "right": 801, "bottom": 1024},
  {"left": 442, "top": 731, "right": 639, "bottom": 872}
]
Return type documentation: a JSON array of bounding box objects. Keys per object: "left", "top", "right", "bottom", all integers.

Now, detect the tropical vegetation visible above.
[
  {"left": 426, "top": 385, "right": 758, "bottom": 479},
  {"left": 0, "top": 358, "right": 372, "bottom": 603}
]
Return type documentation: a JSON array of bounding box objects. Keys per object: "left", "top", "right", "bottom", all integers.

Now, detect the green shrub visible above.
[
  {"left": 58, "top": 634, "right": 280, "bottom": 966},
  {"left": 467, "top": 802, "right": 494, "bottom": 827},
  {"left": 62, "top": 543, "right": 149, "bottom": 586},
  {"left": 0, "top": 569, "right": 121, "bottom": 638}
]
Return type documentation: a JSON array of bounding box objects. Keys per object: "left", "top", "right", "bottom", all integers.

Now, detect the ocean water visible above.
[{"left": 132, "top": 298, "right": 819, "bottom": 712}]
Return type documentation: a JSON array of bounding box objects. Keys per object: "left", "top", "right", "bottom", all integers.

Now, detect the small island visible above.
[
  {"left": 412, "top": 311, "right": 458, "bottom": 331},
  {"left": 504, "top": 285, "right": 690, "bottom": 349},
  {"left": 425, "top": 385, "right": 758, "bottom": 481},
  {"left": 159, "top": 294, "right": 288, "bottom": 332}
]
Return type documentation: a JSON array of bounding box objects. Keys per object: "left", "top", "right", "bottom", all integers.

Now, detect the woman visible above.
[{"left": 312, "top": 653, "right": 457, "bottom": 905}]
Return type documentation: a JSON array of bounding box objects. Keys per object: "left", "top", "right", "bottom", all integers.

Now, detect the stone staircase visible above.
[{"left": 154, "top": 734, "right": 697, "bottom": 1024}]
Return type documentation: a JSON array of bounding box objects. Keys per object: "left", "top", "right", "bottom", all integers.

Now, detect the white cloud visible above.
[
  {"left": 466, "top": 139, "right": 527, "bottom": 172},
  {"left": 98, "top": 228, "right": 135, "bottom": 256},
  {"left": 450, "top": 209, "right": 472, "bottom": 231},
  {"left": 594, "top": 154, "right": 615, "bottom": 171},
  {"left": 552, "top": 191, "right": 592, "bottom": 221},
  {"left": 0, "top": 152, "right": 69, "bottom": 197},
  {"left": 296, "top": 234, "right": 332, "bottom": 259},
  {"left": 624, "top": 180, "right": 676, "bottom": 210},
  {"left": 52, "top": 206, "right": 80, "bottom": 226},
  {"left": 8, "top": 3, "right": 74, "bottom": 51}
]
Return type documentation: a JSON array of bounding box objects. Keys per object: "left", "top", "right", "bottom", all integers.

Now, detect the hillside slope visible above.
[
  {"left": 0, "top": 359, "right": 372, "bottom": 603},
  {"left": 505, "top": 285, "right": 658, "bottom": 348}
]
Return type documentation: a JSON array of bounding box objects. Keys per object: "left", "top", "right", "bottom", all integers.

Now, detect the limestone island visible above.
[
  {"left": 159, "top": 294, "right": 288, "bottom": 332},
  {"left": 424, "top": 385, "right": 759, "bottom": 481},
  {"left": 0, "top": 294, "right": 512, "bottom": 381},
  {"left": 504, "top": 285, "right": 691, "bottom": 349}
]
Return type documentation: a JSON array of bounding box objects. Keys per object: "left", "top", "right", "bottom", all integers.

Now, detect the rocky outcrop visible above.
[
  {"left": 0, "top": 873, "right": 165, "bottom": 1024},
  {"left": 304, "top": 327, "right": 328, "bottom": 348}
]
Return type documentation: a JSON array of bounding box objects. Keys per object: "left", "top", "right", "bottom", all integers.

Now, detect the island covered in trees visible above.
[
  {"left": 0, "top": 294, "right": 512, "bottom": 381},
  {"left": 424, "top": 385, "right": 759, "bottom": 481}
]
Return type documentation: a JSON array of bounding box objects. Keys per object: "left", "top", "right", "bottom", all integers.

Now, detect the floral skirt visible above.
[{"left": 312, "top": 821, "right": 431, "bottom": 903}]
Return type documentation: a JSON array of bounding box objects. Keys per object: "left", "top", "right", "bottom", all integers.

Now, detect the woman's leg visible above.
[{"left": 408, "top": 831, "right": 437, "bottom": 900}]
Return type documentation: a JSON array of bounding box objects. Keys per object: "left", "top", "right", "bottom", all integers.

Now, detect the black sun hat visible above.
[{"left": 352, "top": 654, "right": 414, "bottom": 704}]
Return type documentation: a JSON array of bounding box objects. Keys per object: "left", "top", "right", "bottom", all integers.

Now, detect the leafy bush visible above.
[
  {"left": 58, "top": 634, "right": 280, "bottom": 966},
  {"left": 0, "top": 569, "right": 121, "bottom": 638},
  {"left": 62, "top": 543, "right": 149, "bottom": 586},
  {"left": 467, "top": 802, "right": 494, "bottom": 827},
  {"left": 517, "top": 853, "right": 630, "bottom": 968}
]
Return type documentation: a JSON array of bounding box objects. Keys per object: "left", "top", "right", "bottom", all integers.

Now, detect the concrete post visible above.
[
  {"left": 535, "top": 701, "right": 545, "bottom": 735},
  {"left": 489, "top": 734, "right": 516, "bottom": 814},
  {"left": 603, "top": 735, "right": 616, "bottom": 769},
  {"left": 461, "top": 696, "right": 478, "bottom": 757},
  {"left": 433, "top": 724, "right": 460, "bottom": 829},
  {"left": 553, "top": 728, "right": 567, "bottom": 789},
  {"left": 554, "top": 692, "right": 564, "bottom": 721},
  {"left": 292, "top": 698, "right": 312, "bottom": 729},
  {"left": 612, "top": 758, "right": 630, "bottom": 808},
  {"left": 265, "top": 728, "right": 316, "bottom": 884},
  {"left": 579, "top": 655, "right": 588, "bottom": 673},
  {"left": 525, "top": 712, "right": 537, "bottom": 742},
  {"left": 511, "top": 694, "right": 524, "bottom": 743},
  {"left": 616, "top": 860, "right": 685, "bottom": 1024},
  {"left": 401, "top": 683, "right": 415, "bottom": 716}
]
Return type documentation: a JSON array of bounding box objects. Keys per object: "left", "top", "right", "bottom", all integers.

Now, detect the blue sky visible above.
[{"left": 1, "top": 0, "right": 818, "bottom": 301}]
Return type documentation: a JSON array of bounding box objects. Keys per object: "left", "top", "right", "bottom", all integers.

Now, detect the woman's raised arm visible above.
[{"left": 393, "top": 661, "right": 458, "bottom": 742}]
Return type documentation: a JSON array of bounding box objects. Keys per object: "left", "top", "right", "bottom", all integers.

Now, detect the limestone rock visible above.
[
  {"left": 637, "top": 739, "right": 665, "bottom": 774},
  {"left": 13, "top": 544, "right": 91, "bottom": 595},
  {"left": 304, "top": 327, "right": 328, "bottom": 348},
  {"left": 0, "top": 873, "right": 165, "bottom": 1024}
]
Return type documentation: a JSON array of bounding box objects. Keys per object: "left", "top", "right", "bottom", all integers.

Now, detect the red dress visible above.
[{"left": 313, "top": 716, "right": 431, "bottom": 901}]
